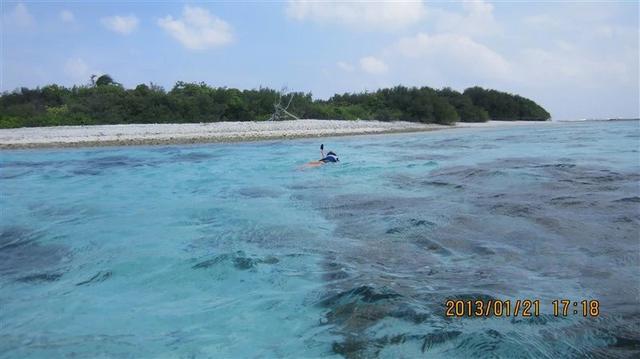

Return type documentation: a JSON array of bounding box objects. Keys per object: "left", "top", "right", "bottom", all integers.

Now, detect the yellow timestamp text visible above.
[{"left": 445, "top": 299, "right": 600, "bottom": 318}]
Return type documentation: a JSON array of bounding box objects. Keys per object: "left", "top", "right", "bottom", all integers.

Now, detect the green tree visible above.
[
  {"left": 0, "top": 81, "right": 551, "bottom": 128},
  {"left": 464, "top": 86, "right": 550, "bottom": 121},
  {"left": 96, "top": 74, "right": 116, "bottom": 87},
  {"left": 437, "top": 87, "right": 489, "bottom": 122}
]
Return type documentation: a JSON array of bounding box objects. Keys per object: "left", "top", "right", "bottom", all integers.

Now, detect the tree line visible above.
[{"left": 0, "top": 75, "right": 550, "bottom": 128}]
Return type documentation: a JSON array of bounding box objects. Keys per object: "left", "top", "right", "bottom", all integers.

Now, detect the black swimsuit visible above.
[
  {"left": 320, "top": 152, "right": 339, "bottom": 163},
  {"left": 320, "top": 155, "right": 338, "bottom": 163}
]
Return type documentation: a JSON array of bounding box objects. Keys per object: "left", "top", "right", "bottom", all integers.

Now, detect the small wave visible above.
[{"left": 76, "top": 271, "right": 112, "bottom": 286}]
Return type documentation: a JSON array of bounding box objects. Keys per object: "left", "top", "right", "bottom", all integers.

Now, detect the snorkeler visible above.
[
  {"left": 302, "top": 144, "right": 339, "bottom": 168},
  {"left": 319, "top": 144, "right": 339, "bottom": 163}
]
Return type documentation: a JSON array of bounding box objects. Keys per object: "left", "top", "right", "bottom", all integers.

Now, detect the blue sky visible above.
[{"left": 1, "top": 1, "right": 638, "bottom": 120}]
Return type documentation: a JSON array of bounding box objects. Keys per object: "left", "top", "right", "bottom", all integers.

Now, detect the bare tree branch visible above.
[{"left": 268, "top": 87, "right": 300, "bottom": 121}]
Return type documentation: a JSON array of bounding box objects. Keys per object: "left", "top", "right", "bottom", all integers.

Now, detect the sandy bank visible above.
[{"left": 0, "top": 120, "right": 549, "bottom": 149}]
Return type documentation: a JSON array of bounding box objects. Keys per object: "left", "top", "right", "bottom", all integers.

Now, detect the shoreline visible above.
[{"left": 0, "top": 119, "right": 549, "bottom": 150}]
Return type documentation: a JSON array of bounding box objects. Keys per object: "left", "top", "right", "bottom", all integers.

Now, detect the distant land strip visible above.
[{"left": 0, "top": 75, "right": 550, "bottom": 129}]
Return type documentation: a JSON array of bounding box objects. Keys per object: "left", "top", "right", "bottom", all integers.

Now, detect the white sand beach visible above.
[{"left": 0, "top": 120, "right": 549, "bottom": 149}]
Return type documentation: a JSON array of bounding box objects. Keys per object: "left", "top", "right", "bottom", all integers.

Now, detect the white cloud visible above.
[
  {"left": 60, "top": 10, "right": 75, "bottom": 23},
  {"left": 432, "top": 0, "right": 500, "bottom": 38},
  {"left": 6, "top": 3, "right": 35, "bottom": 28},
  {"left": 360, "top": 56, "right": 388, "bottom": 74},
  {"left": 525, "top": 9, "right": 632, "bottom": 43},
  {"left": 286, "top": 0, "right": 426, "bottom": 30},
  {"left": 511, "top": 42, "right": 637, "bottom": 119},
  {"left": 394, "top": 32, "right": 511, "bottom": 79},
  {"left": 516, "top": 7, "right": 637, "bottom": 90},
  {"left": 101, "top": 15, "right": 139, "bottom": 35},
  {"left": 337, "top": 61, "right": 354, "bottom": 72},
  {"left": 517, "top": 46, "right": 631, "bottom": 88},
  {"left": 594, "top": 25, "right": 614, "bottom": 38},
  {"left": 64, "top": 58, "right": 101, "bottom": 84},
  {"left": 523, "top": 14, "right": 559, "bottom": 28},
  {"left": 157, "top": 6, "right": 233, "bottom": 50}
]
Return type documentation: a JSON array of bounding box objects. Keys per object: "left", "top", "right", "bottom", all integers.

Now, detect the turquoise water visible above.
[{"left": 1, "top": 120, "right": 639, "bottom": 358}]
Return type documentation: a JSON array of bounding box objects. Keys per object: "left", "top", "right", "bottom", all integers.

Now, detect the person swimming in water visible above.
[
  {"left": 320, "top": 151, "right": 339, "bottom": 163},
  {"left": 319, "top": 144, "right": 339, "bottom": 163},
  {"left": 302, "top": 144, "right": 339, "bottom": 168}
]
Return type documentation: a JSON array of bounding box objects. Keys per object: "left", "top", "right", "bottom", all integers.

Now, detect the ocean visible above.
[{"left": 1, "top": 120, "right": 638, "bottom": 358}]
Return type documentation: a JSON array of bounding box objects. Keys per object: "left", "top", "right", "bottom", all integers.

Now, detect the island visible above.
[{"left": 0, "top": 75, "right": 550, "bottom": 129}]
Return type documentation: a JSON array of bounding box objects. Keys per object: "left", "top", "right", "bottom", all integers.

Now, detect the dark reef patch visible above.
[
  {"left": 430, "top": 166, "right": 507, "bottom": 180},
  {"left": 610, "top": 335, "right": 640, "bottom": 350},
  {"left": 509, "top": 314, "right": 556, "bottom": 325},
  {"left": 292, "top": 151, "right": 640, "bottom": 357},
  {"left": 319, "top": 285, "right": 402, "bottom": 306},
  {"left": 0, "top": 169, "right": 32, "bottom": 179},
  {"left": 490, "top": 202, "right": 537, "bottom": 217},
  {"left": 320, "top": 259, "right": 351, "bottom": 282},
  {"left": 409, "top": 234, "right": 453, "bottom": 256},
  {"left": 385, "top": 218, "right": 436, "bottom": 235},
  {"left": 16, "top": 273, "right": 63, "bottom": 283},
  {"left": 192, "top": 251, "right": 279, "bottom": 271},
  {"left": 315, "top": 194, "right": 444, "bottom": 243},
  {"left": 549, "top": 196, "right": 586, "bottom": 207},
  {"left": 70, "top": 155, "right": 156, "bottom": 176},
  {"left": 422, "top": 330, "right": 462, "bottom": 352},
  {"left": 395, "top": 153, "right": 452, "bottom": 162},
  {"left": 0, "top": 226, "right": 69, "bottom": 278},
  {"left": 171, "top": 151, "right": 220, "bottom": 163},
  {"left": 1, "top": 159, "right": 65, "bottom": 169},
  {"left": 614, "top": 196, "right": 640, "bottom": 203},
  {"left": 389, "top": 173, "right": 465, "bottom": 190},
  {"left": 192, "top": 254, "right": 230, "bottom": 269},
  {"left": 237, "top": 187, "right": 284, "bottom": 198},
  {"left": 533, "top": 163, "right": 576, "bottom": 169},
  {"left": 150, "top": 146, "right": 181, "bottom": 154},
  {"left": 317, "top": 285, "right": 437, "bottom": 358}
]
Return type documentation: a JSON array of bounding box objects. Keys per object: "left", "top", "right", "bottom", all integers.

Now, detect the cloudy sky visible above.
[{"left": 1, "top": 1, "right": 638, "bottom": 120}]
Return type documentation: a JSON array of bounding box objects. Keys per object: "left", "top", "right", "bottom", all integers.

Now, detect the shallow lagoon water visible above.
[{"left": 1, "top": 120, "right": 639, "bottom": 358}]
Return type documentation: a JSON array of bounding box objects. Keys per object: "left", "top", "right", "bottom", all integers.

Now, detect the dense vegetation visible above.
[{"left": 0, "top": 75, "right": 550, "bottom": 128}]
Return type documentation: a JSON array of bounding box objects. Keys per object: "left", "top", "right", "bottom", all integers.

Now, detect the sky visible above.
[{"left": 1, "top": 0, "right": 638, "bottom": 121}]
